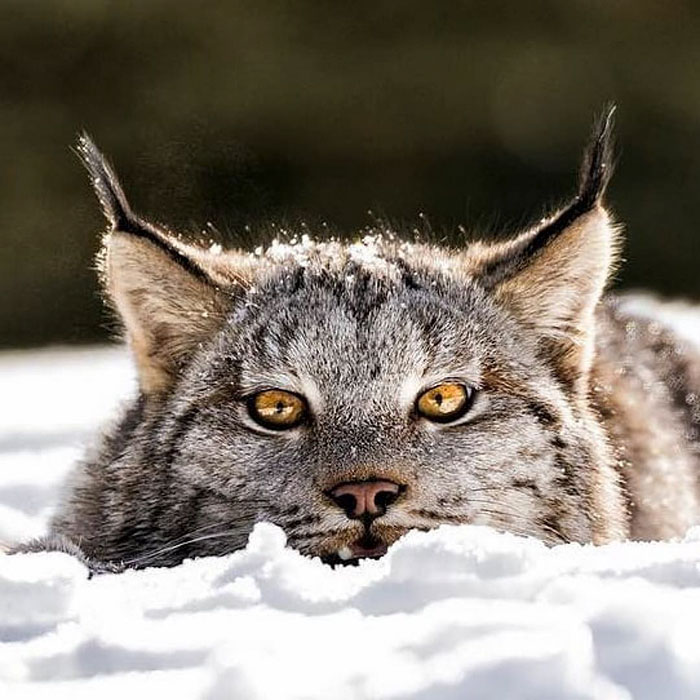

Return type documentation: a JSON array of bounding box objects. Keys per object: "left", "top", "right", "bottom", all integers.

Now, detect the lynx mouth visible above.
[{"left": 321, "top": 534, "right": 388, "bottom": 567}]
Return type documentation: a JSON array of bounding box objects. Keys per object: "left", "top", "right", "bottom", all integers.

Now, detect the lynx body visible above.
[{"left": 20, "top": 112, "right": 700, "bottom": 570}]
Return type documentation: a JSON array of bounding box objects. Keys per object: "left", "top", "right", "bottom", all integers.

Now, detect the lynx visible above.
[{"left": 17, "top": 108, "right": 700, "bottom": 571}]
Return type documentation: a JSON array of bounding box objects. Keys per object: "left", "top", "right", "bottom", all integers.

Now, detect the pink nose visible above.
[{"left": 328, "top": 480, "right": 402, "bottom": 519}]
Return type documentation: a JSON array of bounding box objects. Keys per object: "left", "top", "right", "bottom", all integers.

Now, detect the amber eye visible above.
[
  {"left": 248, "top": 390, "right": 307, "bottom": 430},
  {"left": 416, "top": 383, "right": 472, "bottom": 423}
]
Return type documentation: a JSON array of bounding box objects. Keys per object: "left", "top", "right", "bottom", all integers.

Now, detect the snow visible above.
[
  {"left": 261, "top": 234, "right": 409, "bottom": 274},
  {"left": 2, "top": 309, "right": 700, "bottom": 698}
]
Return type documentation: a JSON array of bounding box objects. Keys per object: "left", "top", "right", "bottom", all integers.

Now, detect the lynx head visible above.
[{"left": 77, "top": 107, "right": 626, "bottom": 566}]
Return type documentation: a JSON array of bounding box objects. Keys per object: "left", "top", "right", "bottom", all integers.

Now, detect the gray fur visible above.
[{"left": 16, "top": 114, "right": 700, "bottom": 570}]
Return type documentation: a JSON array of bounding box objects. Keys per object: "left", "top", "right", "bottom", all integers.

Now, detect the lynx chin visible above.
[{"left": 16, "top": 107, "right": 700, "bottom": 571}]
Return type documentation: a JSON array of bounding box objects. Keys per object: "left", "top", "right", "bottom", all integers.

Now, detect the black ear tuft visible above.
[
  {"left": 474, "top": 106, "right": 618, "bottom": 290},
  {"left": 75, "top": 133, "right": 142, "bottom": 233},
  {"left": 577, "top": 103, "right": 616, "bottom": 208}
]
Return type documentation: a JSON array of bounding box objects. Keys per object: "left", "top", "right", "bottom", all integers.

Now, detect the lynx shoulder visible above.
[{"left": 17, "top": 109, "right": 700, "bottom": 569}]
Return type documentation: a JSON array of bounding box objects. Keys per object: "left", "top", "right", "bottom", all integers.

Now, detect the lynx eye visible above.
[
  {"left": 416, "top": 382, "right": 472, "bottom": 423},
  {"left": 248, "top": 390, "right": 306, "bottom": 430}
]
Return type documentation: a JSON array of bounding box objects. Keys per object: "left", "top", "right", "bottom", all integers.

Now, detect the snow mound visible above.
[
  {"left": 2, "top": 300, "right": 700, "bottom": 698},
  {"left": 2, "top": 523, "right": 700, "bottom": 699}
]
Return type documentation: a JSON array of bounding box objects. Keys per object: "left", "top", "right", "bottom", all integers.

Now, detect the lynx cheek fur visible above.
[{"left": 21, "top": 108, "right": 700, "bottom": 570}]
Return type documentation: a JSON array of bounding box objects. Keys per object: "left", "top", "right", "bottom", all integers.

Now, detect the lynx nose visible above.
[{"left": 328, "top": 480, "right": 402, "bottom": 520}]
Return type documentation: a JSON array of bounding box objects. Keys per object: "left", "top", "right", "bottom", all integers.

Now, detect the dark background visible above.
[{"left": 2, "top": 1, "right": 700, "bottom": 348}]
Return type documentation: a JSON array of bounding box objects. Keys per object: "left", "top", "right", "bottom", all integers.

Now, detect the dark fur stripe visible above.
[
  {"left": 512, "top": 478, "right": 542, "bottom": 498},
  {"left": 553, "top": 453, "right": 579, "bottom": 498},
  {"left": 525, "top": 399, "right": 559, "bottom": 428}
]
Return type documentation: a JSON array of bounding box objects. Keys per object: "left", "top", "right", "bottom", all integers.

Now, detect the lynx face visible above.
[
  {"left": 158, "top": 242, "right": 610, "bottom": 564},
  {"left": 50, "top": 109, "right": 630, "bottom": 568}
]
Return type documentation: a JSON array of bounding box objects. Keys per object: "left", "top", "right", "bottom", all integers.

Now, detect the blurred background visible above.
[{"left": 2, "top": 1, "right": 700, "bottom": 348}]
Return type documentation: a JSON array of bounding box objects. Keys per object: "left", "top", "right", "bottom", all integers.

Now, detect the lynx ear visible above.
[
  {"left": 468, "top": 107, "right": 620, "bottom": 390},
  {"left": 77, "top": 135, "right": 248, "bottom": 395}
]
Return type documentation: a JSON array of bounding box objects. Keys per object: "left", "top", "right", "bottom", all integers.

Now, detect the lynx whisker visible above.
[
  {"left": 289, "top": 527, "right": 350, "bottom": 542},
  {"left": 476, "top": 507, "right": 570, "bottom": 543},
  {"left": 122, "top": 530, "right": 242, "bottom": 567}
]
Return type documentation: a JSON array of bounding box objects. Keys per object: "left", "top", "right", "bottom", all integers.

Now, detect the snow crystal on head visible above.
[
  {"left": 262, "top": 234, "right": 318, "bottom": 267},
  {"left": 256, "top": 233, "right": 418, "bottom": 279},
  {"left": 347, "top": 235, "right": 389, "bottom": 271}
]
